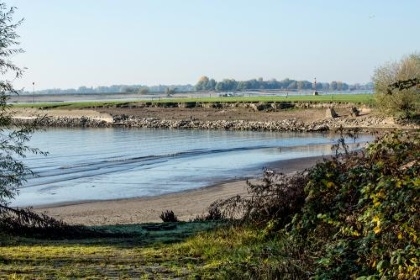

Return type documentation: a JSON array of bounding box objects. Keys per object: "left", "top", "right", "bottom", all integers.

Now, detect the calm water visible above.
[{"left": 10, "top": 128, "right": 372, "bottom": 207}]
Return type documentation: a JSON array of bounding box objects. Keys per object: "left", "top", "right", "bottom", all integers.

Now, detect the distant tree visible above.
[
  {"left": 138, "top": 87, "right": 149, "bottom": 95},
  {"left": 236, "top": 81, "right": 247, "bottom": 91},
  {"left": 195, "top": 76, "right": 210, "bottom": 91},
  {"left": 216, "top": 79, "right": 237, "bottom": 92},
  {"left": 335, "top": 81, "right": 348, "bottom": 91},
  {"left": 194, "top": 76, "right": 216, "bottom": 91},
  {"left": 123, "top": 87, "right": 136, "bottom": 93},
  {"left": 207, "top": 78, "right": 216, "bottom": 91},
  {"left": 373, "top": 53, "right": 420, "bottom": 118},
  {"left": 226, "top": 79, "right": 238, "bottom": 91},
  {"left": 297, "top": 81, "right": 305, "bottom": 91},
  {"left": 215, "top": 81, "right": 225, "bottom": 92},
  {"left": 330, "top": 81, "right": 338, "bottom": 91},
  {"left": 249, "top": 79, "right": 260, "bottom": 90},
  {"left": 349, "top": 83, "right": 361, "bottom": 91},
  {"left": 280, "top": 78, "right": 291, "bottom": 89},
  {"left": 337, "top": 81, "right": 343, "bottom": 91},
  {"left": 0, "top": 3, "right": 46, "bottom": 206},
  {"left": 287, "top": 81, "right": 297, "bottom": 90},
  {"left": 265, "top": 79, "right": 279, "bottom": 89},
  {"left": 77, "top": 86, "right": 94, "bottom": 93},
  {"left": 165, "top": 87, "right": 177, "bottom": 97}
]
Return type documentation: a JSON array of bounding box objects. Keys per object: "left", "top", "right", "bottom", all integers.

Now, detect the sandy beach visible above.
[{"left": 33, "top": 156, "right": 323, "bottom": 225}]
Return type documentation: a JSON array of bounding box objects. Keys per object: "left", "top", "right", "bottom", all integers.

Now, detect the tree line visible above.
[
  {"left": 25, "top": 78, "right": 373, "bottom": 95},
  {"left": 195, "top": 76, "right": 373, "bottom": 92},
  {"left": 26, "top": 84, "right": 195, "bottom": 95}
]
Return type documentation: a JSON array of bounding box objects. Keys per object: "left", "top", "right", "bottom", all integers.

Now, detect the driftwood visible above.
[{"left": 387, "top": 78, "right": 419, "bottom": 94}]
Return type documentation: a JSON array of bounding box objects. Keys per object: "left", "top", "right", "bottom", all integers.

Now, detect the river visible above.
[{"left": 10, "top": 128, "right": 372, "bottom": 207}]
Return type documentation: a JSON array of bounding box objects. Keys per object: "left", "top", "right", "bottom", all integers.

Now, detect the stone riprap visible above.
[{"left": 12, "top": 114, "right": 413, "bottom": 132}]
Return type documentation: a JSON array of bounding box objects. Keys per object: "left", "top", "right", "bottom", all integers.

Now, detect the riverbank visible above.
[
  {"left": 16, "top": 105, "right": 418, "bottom": 225},
  {"left": 34, "top": 156, "right": 323, "bottom": 225},
  {"left": 11, "top": 104, "right": 419, "bottom": 131}
]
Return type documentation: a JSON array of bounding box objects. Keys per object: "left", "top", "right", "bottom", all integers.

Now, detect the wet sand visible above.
[{"left": 33, "top": 156, "right": 325, "bottom": 225}]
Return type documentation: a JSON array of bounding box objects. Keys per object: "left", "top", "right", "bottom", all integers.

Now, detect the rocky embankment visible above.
[
  {"left": 11, "top": 101, "right": 420, "bottom": 131},
  {"left": 12, "top": 112, "right": 418, "bottom": 132},
  {"left": 107, "top": 114, "right": 404, "bottom": 132}
]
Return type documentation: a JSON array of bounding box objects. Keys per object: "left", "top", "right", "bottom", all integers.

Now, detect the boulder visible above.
[
  {"left": 326, "top": 108, "right": 338, "bottom": 118},
  {"left": 350, "top": 106, "right": 360, "bottom": 117}
]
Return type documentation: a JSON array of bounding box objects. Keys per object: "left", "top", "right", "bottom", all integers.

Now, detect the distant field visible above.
[
  {"left": 12, "top": 93, "right": 374, "bottom": 109},
  {"left": 157, "top": 93, "right": 374, "bottom": 104}
]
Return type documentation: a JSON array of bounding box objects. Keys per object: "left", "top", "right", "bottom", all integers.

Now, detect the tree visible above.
[
  {"left": 287, "top": 81, "right": 297, "bottom": 90},
  {"left": 123, "top": 87, "right": 136, "bottom": 93},
  {"left": 215, "top": 79, "right": 237, "bottom": 92},
  {"left": 194, "top": 76, "right": 217, "bottom": 91},
  {"left": 297, "top": 81, "right": 305, "bottom": 91},
  {"left": 248, "top": 79, "right": 260, "bottom": 89},
  {"left": 373, "top": 53, "right": 420, "bottom": 119},
  {"left": 330, "top": 81, "right": 338, "bottom": 91},
  {"left": 207, "top": 78, "right": 216, "bottom": 91},
  {"left": 236, "top": 81, "right": 247, "bottom": 91},
  {"left": 165, "top": 87, "right": 177, "bottom": 96},
  {"left": 138, "top": 87, "right": 149, "bottom": 95},
  {"left": 0, "top": 3, "right": 45, "bottom": 206},
  {"left": 215, "top": 81, "right": 225, "bottom": 92},
  {"left": 195, "top": 76, "right": 209, "bottom": 91}
]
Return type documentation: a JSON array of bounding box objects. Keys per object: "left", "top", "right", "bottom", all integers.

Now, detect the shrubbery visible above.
[
  {"left": 213, "top": 169, "right": 307, "bottom": 229},
  {"left": 373, "top": 53, "right": 420, "bottom": 120},
  {"left": 160, "top": 210, "right": 179, "bottom": 222},
  {"left": 293, "top": 130, "right": 419, "bottom": 279},
  {"left": 216, "top": 130, "right": 419, "bottom": 279}
]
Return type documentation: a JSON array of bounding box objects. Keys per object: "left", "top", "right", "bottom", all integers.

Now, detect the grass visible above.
[
  {"left": 0, "top": 222, "right": 232, "bottom": 279},
  {"left": 0, "top": 222, "right": 284, "bottom": 279},
  {"left": 0, "top": 223, "right": 292, "bottom": 279},
  {"left": 12, "top": 93, "right": 374, "bottom": 110},
  {"left": 165, "top": 93, "right": 374, "bottom": 104}
]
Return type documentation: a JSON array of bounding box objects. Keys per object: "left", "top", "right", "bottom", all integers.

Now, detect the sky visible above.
[{"left": 3, "top": 0, "right": 420, "bottom": 90}]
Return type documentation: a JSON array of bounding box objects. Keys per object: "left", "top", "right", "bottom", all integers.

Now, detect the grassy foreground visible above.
[
  {"left": 0, "top": 222, "right": 229, "bottom": 279},
  {"left": 0, "top": 222, "right": 285, "bottom": 279}
]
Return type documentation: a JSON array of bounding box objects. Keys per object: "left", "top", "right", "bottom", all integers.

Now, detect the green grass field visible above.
[
  {"left": 166, "top": 93, "right": 374, "bottom": 104},
  {"left": 0, "top": 222, "right": 248, "bottom": 279},
  {"left": 12, "top": 93, "right": 374, "bottom": 110}
]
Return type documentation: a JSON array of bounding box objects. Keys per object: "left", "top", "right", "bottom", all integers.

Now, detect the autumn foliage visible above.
[{"left": 216, "top": 130, "right": 419, "bottom": 279}]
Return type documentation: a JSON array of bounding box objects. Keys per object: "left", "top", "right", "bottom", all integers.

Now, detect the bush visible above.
[
  {"left": 213, "top": 169, "right": 307, "bottom": 231},
  {"left": 373, "top": 53, "right": 420, "bottom": 119},
  {"left": 193, "top": 205, "right": 226, "bottom": 222},
  {"left": 215, "top": 130, "right": 419, "bottom": 279},
  {"left": 160, "top": 210, "right": 179, "bottom": 222},
  {"left": 290, "top": 130, "right": 419, "bottom": 279}
]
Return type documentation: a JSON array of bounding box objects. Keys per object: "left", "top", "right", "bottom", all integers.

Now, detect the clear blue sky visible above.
[{"left": 5, "top": 0, "right": 420, "bottom": 90}]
